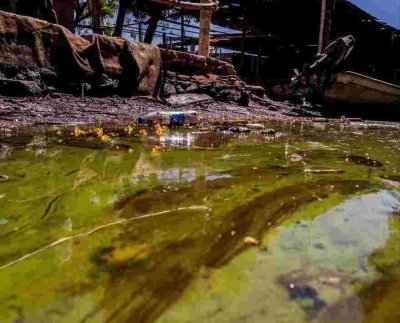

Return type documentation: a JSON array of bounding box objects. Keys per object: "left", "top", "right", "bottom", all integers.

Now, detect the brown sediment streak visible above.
[{"left": 0, "top": 206, "right": 209, "bottom": 270}]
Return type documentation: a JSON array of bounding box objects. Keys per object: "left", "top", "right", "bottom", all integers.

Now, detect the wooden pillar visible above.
[
  {"left": 181, "top": 12, "right": 185, "bottom": 50},
  {"left": 318, "top": 0, "right": 336, "bottom": 53},
  {"left": 138, "top": 21, "right": 143, "bottom": 42},
  {"left": 198, "top": 0, "right": 212, "bottom": 57},
  {"left": 89, "top": 0, "right": 103, "bottom": 34},
  {"left": 53, "top": 0, "right": 75, "bottom": 32}
]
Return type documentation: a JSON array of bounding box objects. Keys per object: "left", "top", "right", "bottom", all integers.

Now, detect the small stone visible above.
[{"left": 177, "top": 74, "right": 191, "bottom": 81}]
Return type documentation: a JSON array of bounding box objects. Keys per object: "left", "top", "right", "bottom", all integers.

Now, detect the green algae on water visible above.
[{"left": 0, "top": 122, "right": 399, "bottom": 322}]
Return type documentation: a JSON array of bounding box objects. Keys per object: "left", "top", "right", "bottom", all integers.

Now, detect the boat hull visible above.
[{"left": 325, "top": 71, "right": 400, "bottom": 106}]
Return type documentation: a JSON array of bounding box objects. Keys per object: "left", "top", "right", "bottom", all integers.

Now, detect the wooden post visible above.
[
  {"left": 318, "top": 0, "right": 336, "bottom": 53},
  {"left": 138, "top": 21, "right": 143, "bottom": 42},
  {"left": 198, "top": 0, "right": 212, "bottom": 57},
  {"left": 89, "top": 0, "right": 103, "bottom": 34},
  {"left": 256, "top": 46, "right": 261, "bottom": 78},
  {"left": 181, "top": 12, "right": 185, "bottom": 50},
  {"left": 240, "top": 31, "right": 245, "bottom": 70}
]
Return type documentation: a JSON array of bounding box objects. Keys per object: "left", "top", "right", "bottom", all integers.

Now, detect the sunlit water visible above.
[{"left": 0, "top": 122, "right": 399, "bottom": 322}]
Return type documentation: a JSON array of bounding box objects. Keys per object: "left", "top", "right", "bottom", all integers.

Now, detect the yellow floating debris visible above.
[
  {"left": 244, "top": 236, "right": 260, "bottom": 246},
  {"left": 101, "top": 135, "right": 110, "bottom": 142},
  {"left": 151, "top": 146, "right": 161, "bottom": 156},
  {"left": 154, "top": 123, "right": 166, "bottom": 136},
  {"left": 124, "top": 125, "right": 134, "bottom": 135},
  {"left": 73, "top": 126, "right": 86, "bottom": 137},
  {"left": 139, "top": 129, "right": 148, "bottom": 137},
  {"left": 92, "top": 127, "right": 104, "bottom": 137}
]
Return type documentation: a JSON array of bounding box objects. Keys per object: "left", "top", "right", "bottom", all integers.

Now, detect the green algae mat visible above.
[{"left": 0, "top": 122, "right": 399, "bottom": 322}]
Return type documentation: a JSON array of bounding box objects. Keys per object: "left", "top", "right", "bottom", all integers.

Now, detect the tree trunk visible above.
[
  {"left": 144, "top": 8, "right": 162, "bottom": 44},
  {"left": 89, "top": 0, "right": 102, "bottom": 34},
  {"left": 113, "top": 0, "right": 128, "bottom": 37}
]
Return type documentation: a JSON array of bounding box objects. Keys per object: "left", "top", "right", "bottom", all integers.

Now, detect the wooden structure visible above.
[
  {"left": 209, "top": 0, "right": 400, "bottom": 85},
  {"left": 150, "top": 0, "right": 218, "bottom": 56}
]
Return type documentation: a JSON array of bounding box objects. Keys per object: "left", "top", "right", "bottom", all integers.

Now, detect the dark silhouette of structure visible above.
[{"left": 211, "top": 0, "right": 400, "bottom": 85}]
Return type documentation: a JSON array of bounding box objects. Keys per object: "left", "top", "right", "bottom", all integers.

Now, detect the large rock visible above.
[
  {"left": 160, "top": 49, "right": 236, "bottom": 77},
  {"left": 0, "top": 10, "right": 161, "bottom": 97}
]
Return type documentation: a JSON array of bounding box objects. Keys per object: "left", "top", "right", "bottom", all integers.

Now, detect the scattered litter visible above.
[
  {"left": 246, "top": 123, "right": 264, "bottom": 130},
  {"left": 229, "top": 126, "right": 250, "bottom": 134},
  {"left": 138, "top": 111, "right": 199, "bottom": 126},
  {"left": 0, "top": 218, "right": 8, "bottom": 225},
  {"left": 261, "top": 128, "right": 276, "bottom": 135}
]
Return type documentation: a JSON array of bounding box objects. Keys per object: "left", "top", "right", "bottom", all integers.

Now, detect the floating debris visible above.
[
  {"left": 139, "top": 129, "right": 148, "bottom": 137},
  {"left": 244, "top": 236, "right": 260, "bottom": 246},
  {"left": 290, "top": 153, "right": 304, "bottom": 162},
  {"left": 343, "top": 154, "right": 383, "bottom": 167},
  {"left": 73, "top": 126, "right": 86, "bottom": 137},
  {"left": 124, "top": 125, "right": 134, "bottom": 135},
  {"left": 100, "top": 135, "right": 110, "bottom": 142}
]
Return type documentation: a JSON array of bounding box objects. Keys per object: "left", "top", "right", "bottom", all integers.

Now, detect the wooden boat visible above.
[{"left": 325, "top": 71, "right": 400, "bottom": 106}]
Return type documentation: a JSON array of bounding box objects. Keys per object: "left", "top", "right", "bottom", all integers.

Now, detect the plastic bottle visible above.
[{"left": 138, "top": 111, "right": 199, "bottom": 126}]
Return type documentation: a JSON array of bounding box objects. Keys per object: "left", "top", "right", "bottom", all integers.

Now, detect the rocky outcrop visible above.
[
  {"left": 0, "top": 10, "right": 265, "bottom": 103},
  {"left": 0, "top": 10, "right": 161, "bottom": 97},
  {"left": 160, "top": 49, "right": 236, "bottom": 76},
  {"left": 160, "top": 50, "right": 265, "bottom": 102}
]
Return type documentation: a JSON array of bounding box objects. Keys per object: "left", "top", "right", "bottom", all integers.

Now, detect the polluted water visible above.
[{"left": 0, "top": 121, "right": 399, "bottom": 322}]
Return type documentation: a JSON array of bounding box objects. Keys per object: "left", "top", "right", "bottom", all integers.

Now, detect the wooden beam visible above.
[{"left": 150, "top": 0, "right": 218, "bottom": 11}]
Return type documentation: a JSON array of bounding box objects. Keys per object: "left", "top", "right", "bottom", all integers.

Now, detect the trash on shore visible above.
[
  {"left": 229, "top": 126, "right": 251, "bottom": 134},
  {"left": 261, "top": 129, "right": 277, "bottom": 135},
  {"left": 246, "top": 123, "right": 265, "bottom": 130},
  {"left": 138, "top": 111, "right": 199, "bottom": 126}
]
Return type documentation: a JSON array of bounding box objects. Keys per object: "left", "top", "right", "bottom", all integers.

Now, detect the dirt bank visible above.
[{"left": 0, "top": 92, "right": 314, "bottom": 131}]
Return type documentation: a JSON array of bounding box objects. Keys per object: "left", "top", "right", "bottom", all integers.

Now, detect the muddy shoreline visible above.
[{"left": 0, "top": 93, "right": 307, "bottom": 130}]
